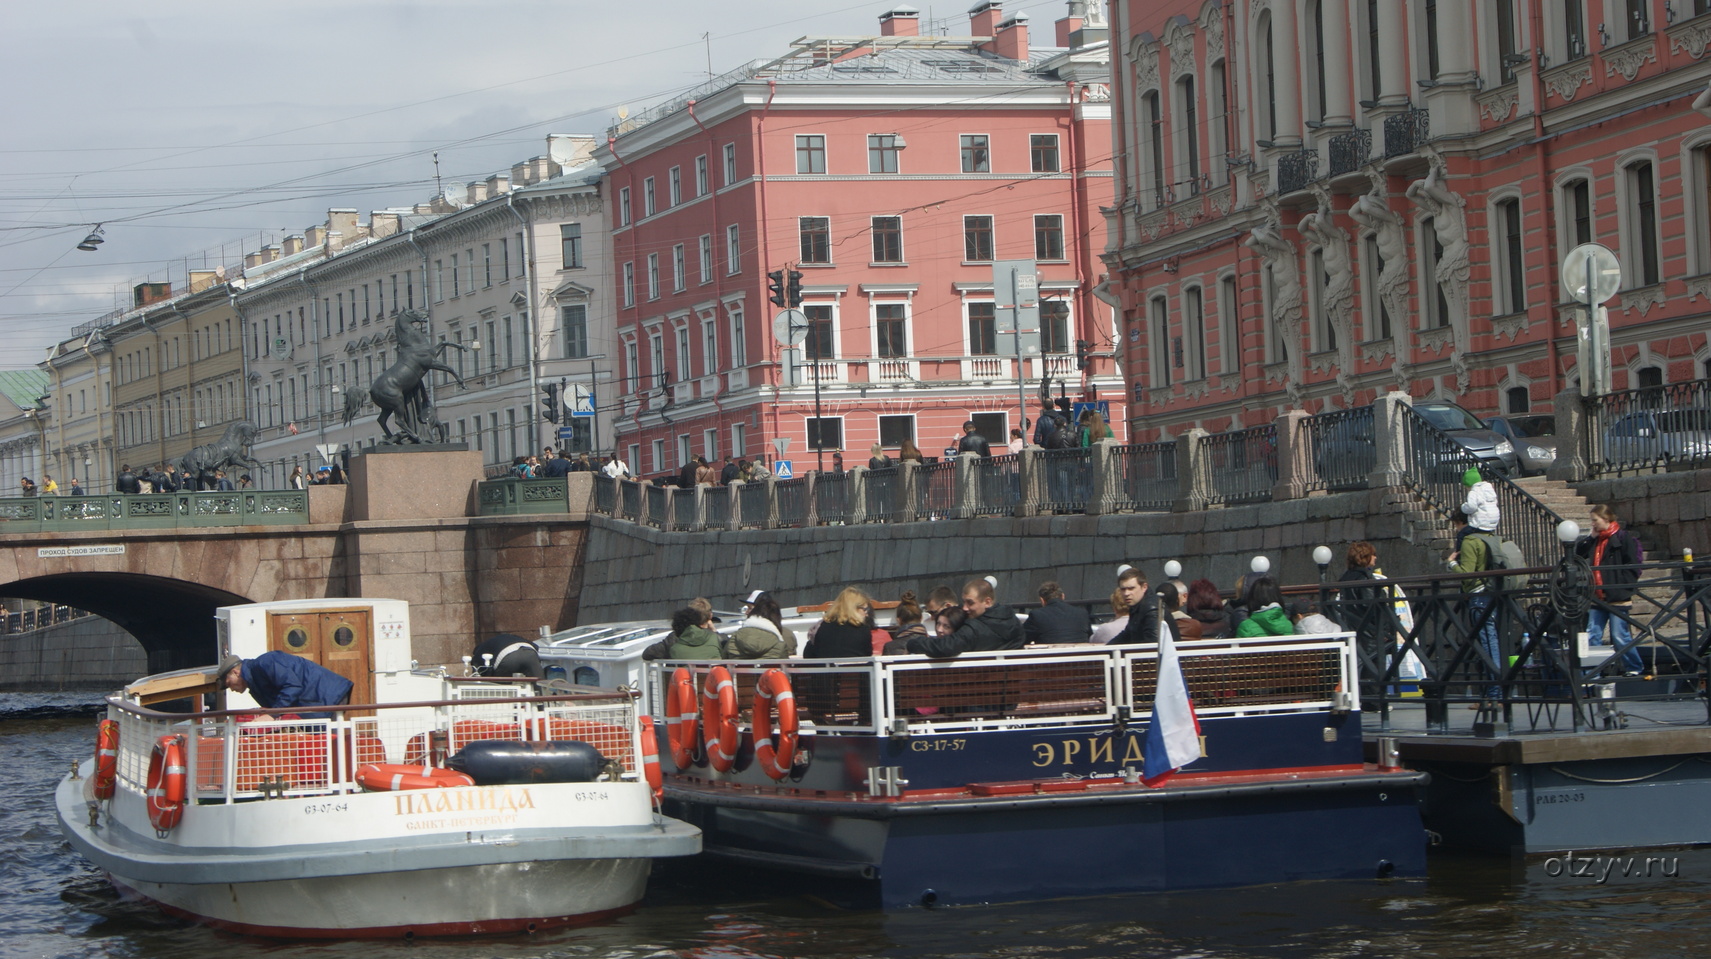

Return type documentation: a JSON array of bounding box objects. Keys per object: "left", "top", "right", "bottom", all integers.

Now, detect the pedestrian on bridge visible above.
[{"left": 1578, "top": 505, "right": 1645, "bottom": 675}]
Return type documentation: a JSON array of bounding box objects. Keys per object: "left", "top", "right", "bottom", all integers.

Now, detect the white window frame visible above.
[
  {"left": 795, "top": 134, "right": 827, "bottom": 174},
  {"left": 668, "top": 166, "right": 682, "bottom": 207},
  {"left": 1615, "top": 150, "right": 1662, "bottom": 289},
  {"left": 1218, "top": 273, "right": 1240, "bottom": 373},
  {"left": 622, "top": 261, "right": 635, "bottom": 307},
  {"left": 725, "top": 224, "right": 741, "bottom": 274},
  {"left": 643, "top": 177, "right": 656, "bottom": 216},
  {"left": 702, "top": 316, "right": 720, "bottom": 375},
  {"left": 805, "top": 415, "right": 846, "bottom": 452},
  {"left": 872, "top": 300, "right": 910, "bottom": 359},
  {"left": 703, "top": 428, "right": 719, "bottom": 461},
  {"left": 647, "top": 253, "right": 660, "bottom": 300},
  {"left": 698, "top": 234, "right": 713, "bottom": 284},
  {"left": 675, "top": 326, "right": 691, "bottom": 383},
  {"left": 1490, "top": 191, "right": 1527, "bottom": 316},
  {"left": 728, "top": 305, "right": 747, "bottom": 368},
  {"left": 649, "top": 332, "right": 665, "bottom": 388},
  {"left": 618, "top": 186, "right": 631, "bottom": 226},
  {"left": 722, "top": 143, "right": 737, "bottom": 185},
  {"left": 623, "top": 340, "right": 639, "bottom": 394},
  {"left": 651, "top": 438, "right": 665, "bottom": 472},
  {"left": 672, "top": 244, "right": 686, "bottom": 292},
  {"left": 695, "top": 155, "right": 709, "bottom": 197}
]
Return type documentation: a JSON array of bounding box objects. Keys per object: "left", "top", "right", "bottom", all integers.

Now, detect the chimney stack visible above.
[
  {"left": 282, "top": 234, "right": 306, "bottom": 256},
  {"left": 370, "top": 212, "right": 402, "bottom": 238},
  {"left": 132, "top": 282, "right": 172, "bottom": 308},
  {"left": 547, "top": 134, "right": 598, "bottom": 169},
  {"left": 1056, "top": 12, "right": 1081, "bottom": 48},
  {"left": 993, "top": 10, "right": 1028, "bottom": 60},
  {"left": 970, "top": 1, "right": 1003, "bottom": 46},
  {"left": 486, "top": 173, "right": 511, "bottom": 196},
  {"left": 326, "top": 209, "right": 360, "bottom": 244},
  {"left": 305, "top": 225, "right": 327, "bottom": 248},
  {"left": 467, "top": 180, "right": 490, "bottom": 203},
  {"left": 188, "top": 270, "right": 219, "bottom": 293},
  {"left": 880, "top": 5, "right": 920, "bottom": 36}
]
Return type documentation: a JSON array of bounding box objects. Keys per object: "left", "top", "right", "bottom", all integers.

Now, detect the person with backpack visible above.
[
  {"left": 1448, "top": 522, "right": 1504, "bottom": 701},
  {"left": 1577, "top": 504, "right": 1645, "bottom": 675},
  {"left": 1455, "top": 467, "right": 1500, "bottom": 550}
]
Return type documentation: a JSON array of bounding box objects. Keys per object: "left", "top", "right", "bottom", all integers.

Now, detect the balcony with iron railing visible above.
[{"left": 1382, "top": 108, "right": 1431, "bottom": 159}]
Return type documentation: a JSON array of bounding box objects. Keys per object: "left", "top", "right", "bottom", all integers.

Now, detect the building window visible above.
[
  {"left": 1497, "top": 197, "right": 1526, "bottom": 314},
  {"left": 878, "top": 415, "right": 915, "bottom": 447},
  {"left": 624, "top": 342, "right": 638, "bottom": 393},
  {"left": 872, "top": 216, "right": 903, "bottom": 263},
  {"left": 561, "top": 224, "right": 582, "bottom": 269},
  {"left": 1144, "top": 91, "right": 1165, "bottom": 206},
  {"left": 1506, "top": 385, "right": 1530, "bottom": 413},
  {"left": 1150, "top": 295, "right": 1172, "bottom": 387},
  {"left": 1209, "top": 61, "right": 1229, "bottom": 185},
  {"left": 1626, "top": 160, "right": 1660, "bottom": 286},
  {"left": 1425, "top": 0, "right": 1442, "bottom": 79},
  {"left": 960, "top": 134, "right": 990, "bottom": 173},
  {"left": 1185, "top": 287, "right": 1206, "bottom": 380},
  {"left": 722, "top": 143, "right": 737, "bottom": 185},
  {"left": 1041, "top": 299, "right": 1070, "bottom": 354},
  {"left": 1362, "top": 237, "right": 1392, "bottom": 341},
  {"left": 675, "top": 327, "right": 690, "bottom": 382},
  {"left": 1259, "top": 13, "right": 1277, "bottom": 138},
  {"left": 868, "top": 134, "right": 901, "bottom": 173},
  {"left": 704, "top": 428, "right": 719, "bottom": 461},
  {"left": 1030, "top": 134, "right": 1059, "bottom": 173},
  {"left": 729, "top": 307, "right": 746, "bottom": 367},
  {"left": 1422, "top": 218, "right": 1451, "bottom": 328},
  {"left": 643, "top": 177, "right": 656, "bottom": 216},
  {"left": 1034, "top": 214, "right": 1065, "bottom": 261},
  {"left": 1219, "top": 275, "right": 1240, "bottom": 373},
  {"left": 806, "top": 417, "right": 843, "bottom": 451},
  {"left": 622, "top": 261, "right": 635, "bottom": 307},
  {"left": 963, "top": 215, "right": 994, "bottom": 262},
  {"left": 651, "top": 439, "right": 665, "bottom": 472},
  {"left": 672, "top": 244, "right": 686, "bottom": 292},
  {"left": 1180, "top": 76, "right": 1200, "bottom": 193},
  {"left": 1496, "top": 0, "right": 1519, "bottom": 83},
  {"left": 876, "top": 304, "right": 907, "bottom": 357},
  {"left": 799, "top": 217, "right": 832, "bottom": 264},
  {"left": 1311, "top": 250, "right": 1336, "bottom": 352},
  {"left": 450, "top": 254, "right": 460, "bottom": 297},
  {"left": 968, "top": 302, "right": 997, "bottom": 355},
  {"left": 1567, "top": 178, "right": 1592, "bottom": 246},
  {"left": 804, "top": 305, "right": 835, "bottom": 359},
  {"left": 1625, "top": 0, "right": 1651, "bottom": 40},
  {"left": 562, "top": 305, "right": 588, "bottom": 358},
  {"left": 649, "top": 334, "right": 665, "bottom": 388},
  {"left": 618, "top": 186, "right": 631, "bottom": 226},
  {"left": 703, "top": 320, "right": 719, "bottom": 374},
  {"left": 695, "top": 155, "right": 708, "bottom": 196},
  {"left": 698, "top": 234, "right": 713, "bottom": 284},
  {"left": 1564, "top": 0, "right": 1587, "bottom": 59},
  {"left": 647, "top": 253, "right": 660, "bottom": 300},
  {"left": 668, "top": 166, "right": 682, "bottom": 207},
  {"left": 796, "top": 135, "right": 826, "bottom": 174},
  {"left": 726, "top": 224, "right": 741, "bottom": 274}
]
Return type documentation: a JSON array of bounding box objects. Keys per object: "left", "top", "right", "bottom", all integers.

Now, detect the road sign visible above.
[
  {"left": 569, "top": 384, "right": 595, "bottom": 416},
  {"left": 1562, "top": 243, "right": 1621, "bottom": 305},
  {"left": 773, "top": 460, "right": 794, "bottom": 479},
  {"left": 1072, "top": 401, "right": 1110, "bottom": 424},
  {"left": 556, "top": 427, "right": 578, "bottom": 440},
  {"left": 772, "top": 436, "right": 792, "bottom": 458},
  {"left": 314, "top": 443, "right": 340, "bottom": 463},
  {"left": 773, "top": 309, "right": 809, "bottom": 347}
]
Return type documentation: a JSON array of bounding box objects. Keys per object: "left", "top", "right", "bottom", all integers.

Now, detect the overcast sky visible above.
[{"left": 0, "top": 0, "right": 1082, "bottom": 367}]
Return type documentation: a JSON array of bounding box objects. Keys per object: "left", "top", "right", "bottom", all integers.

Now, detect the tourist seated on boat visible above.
[
  {"left": 1023, "top": 580, "right": 1092, "bottom": 645},
  {"left": 883, "top": 591, "right": 928, "bottom": 654},
  {"left": 923, "top": 584, "right": 957, "bottom": 617},
  {"left": 723, "top": 590, "right": 796, "bottom": 659},
  {"left": 906, "top": 578, "right": 1025, "bottom": 657},
  {"left": 1234, "top": 576, "right": 1296, "bottom": 637},
  {"left": 1161, "top": 583, "right": 1202, "bottom": 640},
  {"left": 933, "top": 605, "right": 966, "bottom": 637},
  {"left": 471, "top": 633, "right": 545, "bottom": 677},
  {"left": 217, "top": 652, "right": 353, "bottom": 719},
  {"left": 1293, "top": 600, "right": 1342, "bottom": 635},
  {"left": 1089, "top": 587, "right": 1129, "bottom": 644},
  {"left": 1185, "top": 578, "right": 1233, "bottom": 638},
  {"left": 802, "top": 588, "right": 875, "bottom": 658},
  {"left": 1107, "top": 565, "right": 1172, "bottom": 645},
  {"left": 641, "top": 607, "right": 723, "bottom": 661}
]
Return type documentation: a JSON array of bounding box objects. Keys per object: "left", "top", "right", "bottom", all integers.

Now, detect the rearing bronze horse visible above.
[{"left": 342, "top": 309, "right": 466, "bottom": 443}]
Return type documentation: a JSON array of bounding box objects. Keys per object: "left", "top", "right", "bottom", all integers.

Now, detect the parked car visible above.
[
  {"left": 1486, "top": 414, "right": 1559, "bottom": 476},
  {"left": 1600, "top": 407, "right": 1711, "bottom": 468},
  {"left": 1413, "top": 403, "right": 1519, "bottom": 475}
]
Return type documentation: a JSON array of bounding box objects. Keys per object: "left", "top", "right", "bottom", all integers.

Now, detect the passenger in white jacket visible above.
[{"left": 1457, "top": 467, "right": 1500, "bottom": 551}]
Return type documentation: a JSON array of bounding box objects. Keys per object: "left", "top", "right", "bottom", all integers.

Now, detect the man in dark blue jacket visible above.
[
  {"left": 1023, "top": 580, "right": 1091, "bottom": 645},
  {"left": 218, "top": 652, "right": 354, "bottom": 719},
  {"left": 908, "top": 578, "right": 1025, "bottom": 657}
]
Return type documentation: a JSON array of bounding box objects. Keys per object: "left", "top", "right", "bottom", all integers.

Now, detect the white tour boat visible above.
[{"left": 55, "top": 598, "right": 699, "bottom": 938}]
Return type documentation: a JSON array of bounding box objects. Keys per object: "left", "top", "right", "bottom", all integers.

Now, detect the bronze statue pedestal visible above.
[{"left": 347, "top": 447, "right": 483, "bottom": 521}]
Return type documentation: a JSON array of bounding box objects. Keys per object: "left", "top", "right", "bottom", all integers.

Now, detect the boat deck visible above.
[{"left": 1360, "top": 698, "right": 1711, "bottom": 764}]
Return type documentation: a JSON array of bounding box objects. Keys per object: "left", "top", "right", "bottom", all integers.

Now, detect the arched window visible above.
[
  {"left": 1309, "top": 0, "right": 1328, "bottom": 121},
  {"left": 1622, "top": 160, "right": 1660, "bottom": 286},
  {"left": 1506, "top": 386, "right": 1530, "bottom": 413},
  {"left": 1150, "top": 295, "right": 1172, "bottom": 388},
  {"left": 1144, "top": 91, "right": 1165, "bottom": 205},
  {"left": 1177, "top": 75, "right": 1200, "bottom": 195},
  {"left": 1208, "top": 60, "right": 1228, "bottom": 185},
  {"left": 1495, "top": 197, "right": 1526, "bottom": 315},
  {"left": 1185, "top": 286, "right": 1206, "bottom": 380},
  {"left": 1258, "top": 12, "right": 1277, "bottom": 139}
]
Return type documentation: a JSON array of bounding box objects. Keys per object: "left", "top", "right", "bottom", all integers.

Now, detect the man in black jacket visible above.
[
  {"left": 956, "top": 421, "right": 992, "bottom": 458},
  {"left": 1109, "top": 565, "right": 1176, "bottom": 645},
  {"left": 908, "top": 578, "right": 1024, "bottom": 656},
  {"left": 115, "top": 465, "right": 141, "bottom": 494},
  {"left": 1023, "top": 580, "right": 1091, "bottom": 645}
]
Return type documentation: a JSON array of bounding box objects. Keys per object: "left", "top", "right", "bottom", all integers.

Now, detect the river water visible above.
[{"left": 5, "top": 690, "right": 1709, "bottom": 959}]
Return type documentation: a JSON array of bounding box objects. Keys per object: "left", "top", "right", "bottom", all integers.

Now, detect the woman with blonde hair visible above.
[
  {"left": 804, "top": 587, "right": 875, "bottom": 658},
  {"left": 1090, "top": 587, "right": 1130, "bottom": 644}
]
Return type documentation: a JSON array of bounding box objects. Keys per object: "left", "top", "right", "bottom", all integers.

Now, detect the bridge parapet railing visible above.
[
  {"left": 476, "top": 477, "right": 569, "bottom": 515},
  {"left": 915, "top": 460, "right": 959, "bottom": 520},
  {"left": 1037, "top": 447, "right": 1093, "bottom": 513},
  {"left": 1583, "top": 376, "right": 1711, "bottom": 477},
  {"left": 971, "top": 453, "right": 1021, "bottom": 516},
  {"left": 1200, "top": 424, "right": 1277, "bottom": 506},
  {"left": 1300, "top": 406, "right": 1375, "bottom": 493},
  {"left": 593, "top": 474, "right": 618, "bottom": 516},
  {"left": 0, "top": 491, "right": 310, "bottom": 531},
  {"left": 1106, "top": 441, "right": 1176, "bottom": 512},
  {"left": 775, "top": 477, "right": 810, "bottom": 528},
  {"left": 813, "top": 471, "right": 850, "bottom": 525}
]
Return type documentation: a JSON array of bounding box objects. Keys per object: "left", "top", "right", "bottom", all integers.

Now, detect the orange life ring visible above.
[
  {"left": 701, "top": 665, "right": 739, "bottom": 773},
  {"left": 355, "top": 763, "right": 476, "bottom": 791},
  {"left": 664, "top": 667, "right": 700, "bottom": 770},
  {"left": 637, "top": 715, "right": 663, "bottom": 800},
  {"left": 92, "top": 719, "right": 119, "bottom": 800},
  {"left": 751, "top": 668, "right": 798, "bottom": 780},
  {"left": 146, "top": 734, "right": 187, "bottom": 832}
]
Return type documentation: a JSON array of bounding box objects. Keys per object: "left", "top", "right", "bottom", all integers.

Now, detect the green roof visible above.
[{"left": 0, "top": 369, "right": 49, "bottom": 411}]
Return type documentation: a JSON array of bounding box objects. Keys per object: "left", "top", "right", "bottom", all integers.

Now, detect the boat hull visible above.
[
  {"left": 109, "top": 859, "right": 647, "bottom": 938},
  {"left": 668, "top": 770, "right": 1429, "bottom": 908}
]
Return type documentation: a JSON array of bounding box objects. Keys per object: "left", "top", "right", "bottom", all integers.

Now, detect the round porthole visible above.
[
  {"left": 333, "top": 626, "right": 356, "bottom": 648},
  {"left": 284, "top": 627, "right": 310, "bottom": 650}
]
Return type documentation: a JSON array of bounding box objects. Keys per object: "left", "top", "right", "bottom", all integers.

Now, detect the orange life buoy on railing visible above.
[
  {"left": 355, "top": 763, "right": 476, "bottom": 791},
  {"left": 702, "top": 665, "right": 739, "bottom": 773},
  {"left": 92, "top": 719, "right": 119, "bottom": 800},
  {"left": 146, "top": 734, "right": 187, "bottom": 832},
  {"left": 637, "top": 715, "right": 663, "bottom": 800},
  {"left": 664, "top": 667, "right": 700, "bottom": 770},
  {"left": 752, "top": 668, "right": 798, "bottom": 781}
]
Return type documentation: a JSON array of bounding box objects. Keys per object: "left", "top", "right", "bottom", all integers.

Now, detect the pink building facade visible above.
[
  {"left": 598, "top": 3, "right": 1118, "bottom": 478},
  {"left": 1105, "top": 0, "right": 1711, "bottom": 438}
]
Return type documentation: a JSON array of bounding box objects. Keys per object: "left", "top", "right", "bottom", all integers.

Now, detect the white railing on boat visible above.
[
  {"left": 109, "top": 686, "right": 640, "bottom": 804},
  {"left": 646, "top": 633, "right": 1359, "bottom": 735}
]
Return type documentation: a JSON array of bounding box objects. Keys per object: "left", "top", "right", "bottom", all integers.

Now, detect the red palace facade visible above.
[
  {"left": 1104, "top": 0, "right": 1711, "bottom": 437},
  {"left": 597, "top": 3, "right": 1119, "bottom": 477}
]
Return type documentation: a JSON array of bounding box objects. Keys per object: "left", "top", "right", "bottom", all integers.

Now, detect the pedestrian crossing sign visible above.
[{"left": 774, "top": 461, "right": 793, "bottom": 479}]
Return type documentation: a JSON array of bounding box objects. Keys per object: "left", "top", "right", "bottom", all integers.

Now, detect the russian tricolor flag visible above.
[{"left": 1143, "top": 618, "right": 1202, "bottom": 787}]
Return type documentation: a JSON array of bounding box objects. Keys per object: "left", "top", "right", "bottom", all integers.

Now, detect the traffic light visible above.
[
  {"left": 1075, "top": 339, "right": 1092, "bottom": 371},
  {"left": 767, "top": 270, "right": 786, "bottom": 307},
  {"left": 541, "top": 383, "right": 560, "bottom": 423},
  {"left": 786, "top": 270, "right": 804, "bottom": 308}
]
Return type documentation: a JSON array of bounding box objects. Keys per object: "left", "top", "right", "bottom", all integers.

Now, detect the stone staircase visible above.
[{"left": 1510, "top": 475, "right": 1595, "bottom": 529}]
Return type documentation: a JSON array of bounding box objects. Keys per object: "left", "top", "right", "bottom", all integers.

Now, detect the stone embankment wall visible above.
[
  {"left": 0, "top": 616, "right": 146, "bottom": 691},
  {"left": 1573, "top": 468, "right": 1711, "bottom": 560},
  {"left": 577, "top": 487, "right": 1444, "bottom": 623}
]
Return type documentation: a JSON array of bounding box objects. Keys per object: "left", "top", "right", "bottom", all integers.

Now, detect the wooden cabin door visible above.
[{"left": 266, "top": 607, "right": 374, "bottom": 709}]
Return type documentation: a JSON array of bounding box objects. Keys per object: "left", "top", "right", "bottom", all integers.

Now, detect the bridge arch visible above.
[{"left": 2, "top": 573, "right": 251, "bottom": 672}]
